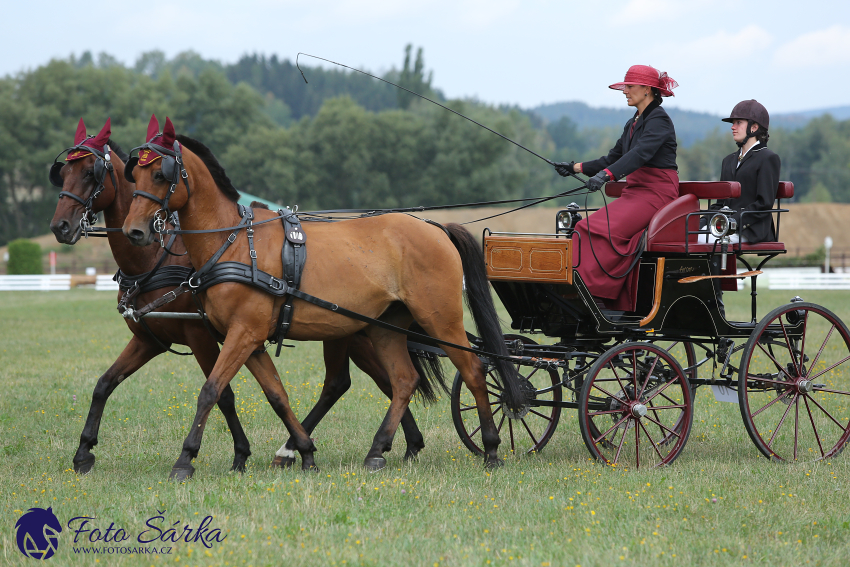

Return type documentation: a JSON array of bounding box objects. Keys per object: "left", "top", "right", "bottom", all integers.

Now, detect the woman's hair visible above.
[
  {"left": 755, "top": 124, "right": 770, "bottom": 145},
  {"left": 651, "top": 87, "right": 663, "bottom": 104}
]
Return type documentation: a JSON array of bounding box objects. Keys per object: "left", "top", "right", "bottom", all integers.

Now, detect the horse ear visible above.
[
  {"left": 92, "top": 117, "right": 111, "bottom": 149},
  {"left": 124, "top": 157, "right": 139, "bottom": 183},
  {"left": 161, "top": 117, "right": 176, "bottom": 147},
  {"left": 146, "top": 114, "right": 159, "bottom": 143},
  {"left": 73, "top": 118, "right": 87, "bottom": 145}
]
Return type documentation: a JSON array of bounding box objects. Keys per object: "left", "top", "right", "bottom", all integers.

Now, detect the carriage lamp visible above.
[
  {"left": 709, "top": 208, "right": 738, "bottom": 239},
  {"left": 556, "top": 203, "right": 582, "bottom": 234}
]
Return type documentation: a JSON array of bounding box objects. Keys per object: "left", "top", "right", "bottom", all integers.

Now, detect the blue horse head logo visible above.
[{"left": 15, "top": 507, "right": 62, "bottom": 560}]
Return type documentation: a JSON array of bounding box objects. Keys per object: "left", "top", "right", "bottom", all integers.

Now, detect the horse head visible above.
[
  {"left": 123, "top": 115, "right": 192, "bottom": 247},
  {"left": 49, "top": 118, "right": 123, "bottom": 244}
]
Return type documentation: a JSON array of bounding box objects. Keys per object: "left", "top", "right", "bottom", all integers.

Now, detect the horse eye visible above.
[
  {"left": 84, "top": 169, "right": 94, "bottom": 178},
  {"left": 153, "top": 171, "right": 165, "bottom": 181}
]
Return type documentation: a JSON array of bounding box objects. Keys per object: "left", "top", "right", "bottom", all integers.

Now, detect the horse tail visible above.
[
  {"left": 443, "top": 223, "right": 523, "bottom": 411},
  {"left": 407, "top": 322, "right": 450, "bottom": 403}
]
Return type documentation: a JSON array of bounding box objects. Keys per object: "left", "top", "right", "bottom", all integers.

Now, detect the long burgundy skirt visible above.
[{"left": 572, "top": 167, "right": 679, "bottom": 311}]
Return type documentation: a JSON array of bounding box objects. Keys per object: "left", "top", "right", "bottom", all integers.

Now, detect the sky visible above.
[{"left": 4, "top": 0, "right": 850, "bottom": 116}]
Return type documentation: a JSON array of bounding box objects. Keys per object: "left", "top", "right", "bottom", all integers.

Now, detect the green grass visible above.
[{"left": 1, "top": 289, "right": 849, "bottom": 566}]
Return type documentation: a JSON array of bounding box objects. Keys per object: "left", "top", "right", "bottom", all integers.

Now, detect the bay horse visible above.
[
  {"left": 122, "top": 117, "right": 522, "bottom": 479},
  {"left": 49, "top": 118, "right": 432, "bottom": 477}
]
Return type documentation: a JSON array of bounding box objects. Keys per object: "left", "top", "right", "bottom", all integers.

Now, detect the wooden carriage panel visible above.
[{"left": 485, "top": 235, "right": 572, "bottom": 284}]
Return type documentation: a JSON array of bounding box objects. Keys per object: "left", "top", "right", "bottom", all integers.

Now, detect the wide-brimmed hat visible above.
[
  {"left": 721, "top": 99, "right": 769, "bottom": 130},
  {"left": 609, "top": 65, "right": 678, "bottom": 97}
]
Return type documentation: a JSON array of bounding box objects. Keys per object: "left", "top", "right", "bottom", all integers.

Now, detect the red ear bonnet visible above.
[
  {"left": 66, "top": 119, "right": 91, "bottom": 161},
  {"left": 138, "top": 114, "right": 167, "bottom": 166},
  {"left": 67, "top": 117, "right": 112, "bottom": 161}
]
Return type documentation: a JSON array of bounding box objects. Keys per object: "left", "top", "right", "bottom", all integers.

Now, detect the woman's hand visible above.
[
  {"left": 586, "top": 171, "right": 611, "bottom": 192},
  {"left": 554, "top": 161, "right": 577, "bottom": 177}
]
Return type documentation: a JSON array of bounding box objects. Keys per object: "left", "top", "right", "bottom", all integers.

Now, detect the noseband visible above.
[
  {"left": 125, "top": 138, "right": 191, "bottom": 246},
  {"left": 49, "top": 139, "right": 117, "bottom": 237}
]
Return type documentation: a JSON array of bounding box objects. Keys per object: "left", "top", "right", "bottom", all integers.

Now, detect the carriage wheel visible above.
[
  {"left": 578, "top": 342, "right": 694, "bottom": 468},
  {"left": 738, "top": 302, "right": 850, "bottom": 461},
  {"left": 451, "top": 338, "right": 562, "bottom": 456}
]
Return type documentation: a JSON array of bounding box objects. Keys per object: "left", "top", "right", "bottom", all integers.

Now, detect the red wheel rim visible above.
[{"left": 739, "top": 303, "right": 850, "bottom": 461}]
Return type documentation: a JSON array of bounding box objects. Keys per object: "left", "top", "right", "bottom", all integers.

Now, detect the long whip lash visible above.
[{"left": 297, "top": 52, "right": 556, "bottom": 166}]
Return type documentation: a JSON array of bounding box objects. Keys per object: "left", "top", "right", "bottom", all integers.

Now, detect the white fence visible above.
[
  {"left": 96, "top": 275, "right": 120, "bottom": 291},
  {"left": 0, "top": 275, "right": 71, "bottom": 291},
  {"left": 768, "top": 272, "right": 850, "bottom": 290}
]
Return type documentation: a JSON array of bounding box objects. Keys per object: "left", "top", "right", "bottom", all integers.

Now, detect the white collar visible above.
[{"left": 739, "top": 140, "right": 760, "bottom": 161}]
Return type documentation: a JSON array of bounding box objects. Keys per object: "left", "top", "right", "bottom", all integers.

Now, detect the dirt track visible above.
[{"left": 3, "top": 203, "right": 848, "bottom": 274}]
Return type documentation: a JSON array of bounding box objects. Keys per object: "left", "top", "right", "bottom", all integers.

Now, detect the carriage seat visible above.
[{"left": 603, "top": 181, "right": 793, "bottom": 254}]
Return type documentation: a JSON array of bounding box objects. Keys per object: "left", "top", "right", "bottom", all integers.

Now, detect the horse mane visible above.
[
  {"left": 176, "top": 135, "right": 241, "bottom": 203},
  {"left": 107, "top": 139, "right": 129, "bottom": 163}
]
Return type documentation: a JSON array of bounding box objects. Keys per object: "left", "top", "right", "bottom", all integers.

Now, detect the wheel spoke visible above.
[
  {"left": 798, "top": 311, "right": 809, "bottom": 377},
  {"left": 767, "top": 394, "right": 798, "bottom": 449},
  {"left": 640, "top": 404, "right": 686, "bottom": 411},
  {"left": 647, "top": 399, "right": 666, "bottom": 438},
  {"left": 613, "top": 419, "right": 629, "bottom": 464},
  {"left": 468, "top": 423, "right": 482, "bottom": 439},
  {"left": 508, "top": 418, "right": 516, "bottom": 453},
  {"left": 809, "top": 354, "right": 850, "bottom": 382},
  {"left": 594, "top": 413, "right": 630, "bottom": 444},
  {"left": 520, "top": 418, "right": 540, "bottom": 447},
  {"left": 811, "top": 386, "right": 850, "bottom": 396},
  {"left": 751, "top": 389, "right": 794, "bottom": 419},
  {"left": 608, "top": 360, "right": 629, "bottom": 397},
  {"left": 632, "top": 351, "right": 639, "bottom": 395},
  {"left": 460, "top": 405, "right": 479, "bottom": 412},
  {"left": 495, "top": 412, "right": 506, "bottom": 434},
  {"left": 794, "top": 395, "right": 799, "bottom": 461},
  {"left": 745, "top": 375, "right": 796, "bottom": 387},
  {"left": 779, "top": 319, "right": 801, "bottom": 377},
  {"left": 486, "top": 381, "right": 502, "bottom": 391},
  {"left": 528, "top": 409, "right": 554, "bottom": 422},
  {"left": 806, "top": 394, "right": 849, "bottom": 432},
  {"left": 634, "top": 421, "right": 640, "bottom": 468},
  {"left": 756, "top": 342, "right": 794, "bottom": 378},
  {"left": 642, "top": 413, "right": 681, "bottom": 439},
  {"left": 637, "top": 352, "right": 661, "bottom": 400},
  {"left": 807, "top": 324, "right": 836, "bottom": 376},
  {"left": 588, "top": 408, "right": 626, "bottom": 417},
  {"left": 638, "top": 419, "right": 666, "bottom": 460},
  {"left": 803, "top": 396, "right": 826, "bottom": 457},
  {"left": 590, "top": 383, "right": 624, "bottom": 402},
  {"left": 644, "top": 376, "right": 679, "bottom": 405},
  {"left": 487, "top": 389, "right": 502, "bottom": 398}
]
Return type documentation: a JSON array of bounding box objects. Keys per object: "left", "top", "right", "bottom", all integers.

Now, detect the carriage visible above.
[{"left": 439, "top": 180, "right": 850, "bottom": 468}]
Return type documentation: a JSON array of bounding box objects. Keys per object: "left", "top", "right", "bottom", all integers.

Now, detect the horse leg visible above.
[
  {"left": 73, "top": 335, "right": 163, "bottom": 474},
  {"left": 272, "top": 338, "right": 352, "bottom": 469},
  {"left": 348, "top": 334, "right": 425, "bottom": 460},
  {"left": 362, "top": 326, "right": 420, "bottom": 471},
  {"left": 187, "top": 334, "right": 252, "bottom": 472},
  {"left": 244, "top": 351, "right": 318, "bottom": 472},
  {"left": 169, "top": 337, "right": 258, "bottom": 481},
  {"left": 411, "top": 320, "right": 503, "bottom": 467}
]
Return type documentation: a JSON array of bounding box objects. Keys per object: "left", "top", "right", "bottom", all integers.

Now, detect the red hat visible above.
[
  {"left": 609, "top": 65, "right": 678, "bottom": 97},
  {"left": 66, "top": 118, "right": 112, "bottom": 161},
  {"left": 137, "top": 115, "right": 177, "bottom": 166}
]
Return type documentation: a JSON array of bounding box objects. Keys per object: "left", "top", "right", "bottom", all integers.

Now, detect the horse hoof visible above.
[
  {"left": 271, "top": 456, "right": 295, "bottom": 469},
  {"left": 73, "top": 455, "right": 96, "bottom": 475},
  {"left": 302, "top": 464, "right": 320, "bottom": 473},
  {"left": 484, "top": 457, "right": 504, "bottom": 469},
  {"left": 230, "top": 461, "right": 247, "bottom": 473},
  {"left": 364, "top": 457, "right": 387, "bottom": 472},
  {"left": 403, "top": 450, "right": 420, "bottom": 462},
  {"left": 169, "top": 466, "right": 195, "bottom": 482}
]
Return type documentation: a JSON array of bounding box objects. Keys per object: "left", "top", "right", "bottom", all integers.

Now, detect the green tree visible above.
[
  {"left": 396, "top": 45, "right": 432, "bottom": 110},
  {"left": 7, "top": 239, "right": 42, "bottom": 274}
]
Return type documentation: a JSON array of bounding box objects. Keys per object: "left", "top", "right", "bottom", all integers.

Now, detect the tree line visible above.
[{"left": 1, "top": 47, "right": 848, "bottom": 246}]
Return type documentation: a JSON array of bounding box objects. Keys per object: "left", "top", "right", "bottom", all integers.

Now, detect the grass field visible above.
[{"left": 1, "top": 288, "right": 849, "bottom": 566}]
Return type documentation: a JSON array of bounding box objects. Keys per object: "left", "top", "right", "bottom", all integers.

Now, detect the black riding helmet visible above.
[{"left": 722, "top": 99, "right": 769, "bottom": 147}]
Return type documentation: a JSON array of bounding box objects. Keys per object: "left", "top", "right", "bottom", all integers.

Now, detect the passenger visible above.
[
  {"left": 555, "top": 65, "right": 679, "bottom": 311},
  {"left": 702, "top": 100, "right": 781, "bottom": 244}
]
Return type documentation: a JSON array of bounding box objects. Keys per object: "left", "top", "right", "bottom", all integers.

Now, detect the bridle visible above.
[
  {"left": 125, "top": 137, "right": 191, "bottom": 248},
  {"left": 49, "top": 139, "right": 118, "bottom": 237}
]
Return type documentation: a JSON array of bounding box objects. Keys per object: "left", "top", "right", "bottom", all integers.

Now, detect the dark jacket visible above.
[
  {"left": 581, "top": 100, "right": 678, "bottom": 180},
  {"left": 711, "top": 144, "right": 781, "bottom": 243}
]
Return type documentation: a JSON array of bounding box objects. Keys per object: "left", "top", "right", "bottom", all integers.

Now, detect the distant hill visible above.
[{"left": 531, "top": 101, "right": 850, "bottom": 147}]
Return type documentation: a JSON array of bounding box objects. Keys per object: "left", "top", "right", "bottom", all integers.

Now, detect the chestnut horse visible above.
[
  {"left": 122, "top": 119, "right": 522, "bottom": 479},
  {"left": 49, "top": 119, "right": 431, "bottom": 477}
]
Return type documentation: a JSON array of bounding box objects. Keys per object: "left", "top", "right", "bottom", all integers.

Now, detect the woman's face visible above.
[
  {"left": 731, "top": 119, "right": 756, "bottom": 144},
  {"left": 623, "top": 84, "right": 652, "bottom": 107}
]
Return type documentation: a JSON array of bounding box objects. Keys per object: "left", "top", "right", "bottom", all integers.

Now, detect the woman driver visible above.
[{"left": 555, "top": 65, "right": 679, "bottom": 311}]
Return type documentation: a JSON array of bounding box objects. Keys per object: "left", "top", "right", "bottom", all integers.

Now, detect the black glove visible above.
[
  {"left": 553, "top": 161, "right": 576, "bottom": 177},
  {"left": 586, "top": 171, "right": 611, "bottom": 192}
]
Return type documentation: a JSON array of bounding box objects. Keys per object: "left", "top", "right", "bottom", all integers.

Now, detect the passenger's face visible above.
[
  {"left": 731, "top": 119, "right": 757, "bottom": 144},
  {"left": 623, "top": 84, "right": 652, "bottom": 107}
]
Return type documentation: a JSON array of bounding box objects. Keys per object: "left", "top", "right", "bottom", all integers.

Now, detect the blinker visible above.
[
  {"left": 124, "top": 157, "right": 139, "bottom": 183},
  {"left": 49, "top": 162, "right": 65, "bottom": 188}
]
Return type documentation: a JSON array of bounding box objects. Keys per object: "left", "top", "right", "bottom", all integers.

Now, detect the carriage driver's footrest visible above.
[{"left": 678, "top": 270, "right": 762, "bottom": 283}]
